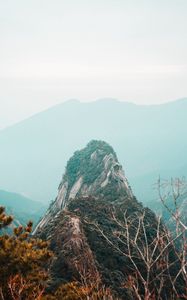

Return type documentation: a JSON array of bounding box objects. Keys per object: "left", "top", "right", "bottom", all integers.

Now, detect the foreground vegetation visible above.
[
  {"left": 0, "top": 206, "right": 116, "bottom": 300},
  {"left": 0, "top": 178, "right": 186, "bottom": 299}
]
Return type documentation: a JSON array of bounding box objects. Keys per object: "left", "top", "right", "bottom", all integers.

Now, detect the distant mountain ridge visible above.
[
  {"left": 0, "top": 190, "right": 47, "bottom": 226},
  {"left": 0, "top": 98, "right": 186, "bottom": 205}
]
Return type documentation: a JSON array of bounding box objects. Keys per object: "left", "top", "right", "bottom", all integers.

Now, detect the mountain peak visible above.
[
  {"left": 34, "top": 140, "right": 133, "bottom": 233},
  {"left": 34, "top": 141, "right": 159, "bottom": 298},
  {"left": 64, "top": 139, "right": 118, "bottom": 188}
]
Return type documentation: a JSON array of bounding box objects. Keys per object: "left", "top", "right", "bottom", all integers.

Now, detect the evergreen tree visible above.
[{"left": 0, "top": 206, "right": 52, "bottom": 300}]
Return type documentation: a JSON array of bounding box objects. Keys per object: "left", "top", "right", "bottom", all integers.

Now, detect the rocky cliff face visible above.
[
  {"left": 34, "top": 140, "right": 133, "bottom": 233},
  {"left": 35, "top": 141, "right": 158, "bottom": 298}
]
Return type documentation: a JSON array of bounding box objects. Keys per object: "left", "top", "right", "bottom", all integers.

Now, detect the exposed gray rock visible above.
[{"left": 34, "top": 140, "right": 133, "bottom": 234}]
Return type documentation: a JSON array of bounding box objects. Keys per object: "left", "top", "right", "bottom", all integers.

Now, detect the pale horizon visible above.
[
  {"left": 1, "top": 0, "right": 187, "bottom": 128},
  {"left": 1, "top": 96, "right": 187, "bottom": 131}
]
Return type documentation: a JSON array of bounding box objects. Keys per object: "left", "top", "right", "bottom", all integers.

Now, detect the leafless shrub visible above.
[{"left": 86, "top": 178, "right": 187, "bottom": 299}]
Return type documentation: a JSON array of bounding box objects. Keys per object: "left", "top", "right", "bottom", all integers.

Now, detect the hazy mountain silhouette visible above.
[
  {"left": 0, "top": 98, "right": 186, "bottom": 205},
  {"left": 0, "top": 189, "right": 47, "bottom": 226}
]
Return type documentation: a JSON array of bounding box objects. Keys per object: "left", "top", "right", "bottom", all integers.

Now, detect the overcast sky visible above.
[{"left": 0, "top": 0, "right": 187, "bottom": 129}]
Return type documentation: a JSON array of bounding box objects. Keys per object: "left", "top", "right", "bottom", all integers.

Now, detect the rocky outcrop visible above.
[
  {"left": 34, "top": 140, "right": 133, "bottom": 234},
  {"left": 35, "top": 141, "right": 159, "bottom": 298},
  {"left": 39, "top": 210, "right": 100, "bottom": 288}
]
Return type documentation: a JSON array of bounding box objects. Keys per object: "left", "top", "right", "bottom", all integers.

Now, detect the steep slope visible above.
[
  {"left": 35, "top": 141, "right": 169, "bottom": 298},
  {"left": 0, "top": 98, "right": 187, "bottom": 205},
  {"left": 34, "top": 140, "right": 133, "bottom": 233}
]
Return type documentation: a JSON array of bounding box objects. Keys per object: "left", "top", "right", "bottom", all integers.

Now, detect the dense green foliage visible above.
[
  {"left": 64, "top": 140, "right": 117, "bottom": 188},
  {"left": 68, "top": 196, "right": 186, "bottom": 299}
]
